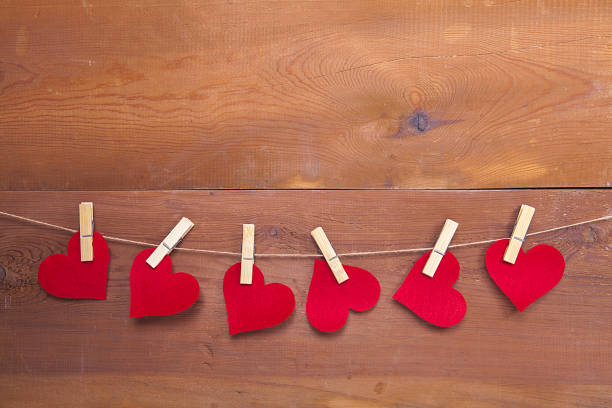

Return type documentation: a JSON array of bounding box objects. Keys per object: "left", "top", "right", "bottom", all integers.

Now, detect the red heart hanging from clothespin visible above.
[
  {"left": 130, "top": 218, "right": 199, "bottom": 317},
  {"left": 130, "top": 248, "right": 200, "bottom": 317},
  {"left": 393, "top": 220, "right": 466, "bottom": 327},
  {"left": 485, "top": 239, "right": 564, "bottom": 311},
  {"left": 222, "top": 224, "right": 295, "bottom": 334},
  {"left": 306, "top": 228, "right": 380, "bottom": 332},
  {"left": 306, "top": 259, "right": 381, "bottom": 332},
  {"left": 38, "top": 203, "right": 109, "bottom": 299},
  {"left": 393, "top": 250, "right": 466, "bottom": 327},
  {"left": 485, "top": 205, "right": 565, "bottom": 311},
  {"left": 38, "top": 231, "right": 109, "bottom": 299},
  {"left": 223, "top": 263, "right": 295, "bottom": 335}
]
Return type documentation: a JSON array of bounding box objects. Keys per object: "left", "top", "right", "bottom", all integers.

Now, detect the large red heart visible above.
[
  {"left": 223, "top": 262, "right": 295, "bottom": 335},
  {"left": 485, "top": 239, "right": 565, "bottom": 311},
  {"left": 306, "top": 259, "right": 380, "bottom": 333},
  {"left": 38, "top": 232, "right": 109, "bottom": 299},
  {"left": 393, "top": 251, "right": 466, "bottom": 327},
  {"left": 130, "top": 248, "right": 200, "bottom": 318}
]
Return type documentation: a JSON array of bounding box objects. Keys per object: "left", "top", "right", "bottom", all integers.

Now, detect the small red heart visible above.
[
  {"left": 223, "top": 263, "right": 295, "bottom": 335},
  {"left": 306, "top": 259, "right": 380, "bottom": 333},
  {"left": 485, "top": 239, "right": 565, "bottom": 311},
  {"left": 393, "top": 251, "right": 466, "bottom": 327},
  {"left": 130, "top": 248, "right": 200, "bottom": 318},
  {"left": 38, "top": 232, "right": 109, "bottom": 299}
]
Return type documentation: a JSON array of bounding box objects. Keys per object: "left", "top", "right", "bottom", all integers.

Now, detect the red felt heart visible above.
[
  {"left": 306, "top": 259, "right": 380, "bottom": 333},
  {"left": 485, "top": 239, "right": 565, "bottom": 311},
  {"left": 130, "top": 248, "right": 200, "bottom": 318},
  {"left": 223, "top": 262, "right": 295, "bottom": 335},
  {"left": 38, "top": 232, "right": 109, "bottom": 299},
  {"left": 393, "top": 251, "right": 466, "bottom": 327}
]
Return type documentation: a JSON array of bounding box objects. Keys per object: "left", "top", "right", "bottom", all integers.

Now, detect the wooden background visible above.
[{"left": 1, "top": 0, "right": 611, "bottom": 407}]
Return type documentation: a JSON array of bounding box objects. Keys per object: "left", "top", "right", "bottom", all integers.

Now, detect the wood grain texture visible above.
[
  {"left": 0, "top": 190, "right": 610, "bottom": 407},
  {"left": 1, "top": 1, "right": 611, "bottom": 189}
]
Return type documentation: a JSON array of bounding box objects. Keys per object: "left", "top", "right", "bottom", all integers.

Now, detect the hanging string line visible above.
[{"left": 0, "top": 210, "right": 610, "bottom": 258}]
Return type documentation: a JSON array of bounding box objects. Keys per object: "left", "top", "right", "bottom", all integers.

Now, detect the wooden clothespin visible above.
[
  {"left": 146, "top": 217, "right": 194, "bottom": 268},
  {"left": 311, "top": 227, "right": 349, "bottom": 284},
  {"left": 503, "top": 204, "right": 535, "bottom": 264},
  {"left": 240, "top": 224, "right": 255, "bottom": 284},
  {"left": 423, "top": 219, "right": 459, "bottom": 278},
  {"left": 79, "top": 202, "right": 94, "bottom": 262}
]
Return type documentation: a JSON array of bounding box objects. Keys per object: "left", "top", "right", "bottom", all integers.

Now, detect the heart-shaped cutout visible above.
[
  {"left": 38, "top": 232, "right": 109, "bottom": 299},
  {"left": 223, "top": 262, "right": 295, "bottom": 335},
  {"left": 393, "top": 251, "right": 466, "bottom": 327},
  {"left": 485, "top": 239, "right": 565, "bottom": 311},
  {"left": 306, "top": 259, "right": 380, "bottom": 333},
  {"left": 130, "top": 248, "right": 200, "bottom": 317}
]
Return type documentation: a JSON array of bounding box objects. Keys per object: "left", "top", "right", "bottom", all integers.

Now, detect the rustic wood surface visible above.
[
  {"left": 2, "top": 0, "right": 611, "bottom": 406},
  {"left": 1, "top": 0, "right": 611, "bottom": 189},
  {"left": 0, "top": 190, "right": 610, "bottom": 407}
]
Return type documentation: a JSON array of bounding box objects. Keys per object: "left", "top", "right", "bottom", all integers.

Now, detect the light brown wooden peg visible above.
[
  {"left": 79, "top": 202, "right": 94, "bottom": 262},
  {"left": 422, "top": 219, "right": 459, "bottom": 278},
  {"left": 146, "top": 217, "right": 194, "bottom": 268},
  {"left": 240, "top": 224, "right": 255, "bottom": 284},
  {"left": 503, "top": 204, "right": 535, "bottom": 264},
  {"left": 311, "top": 227, "right": 349, "bottom": 284}
]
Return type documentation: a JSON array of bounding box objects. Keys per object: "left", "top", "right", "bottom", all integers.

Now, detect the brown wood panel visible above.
[
  {"left": 1, "top": 1, "right": 611, "bottom": 189},
  {"left": 0, "top": 190, "right": 610, "bottom": 407}
]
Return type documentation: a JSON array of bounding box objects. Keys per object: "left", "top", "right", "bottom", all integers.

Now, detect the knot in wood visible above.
[{"left": 410, "top": 111, "right": 429, "bottom": 132}]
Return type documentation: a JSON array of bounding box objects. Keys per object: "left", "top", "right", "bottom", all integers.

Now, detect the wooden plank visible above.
[
  {"left": 0, "top": 1, "right": 611, "bottom": 189},
  {"left": 0, "top": 190, "right": 610, "bottom": 407}
]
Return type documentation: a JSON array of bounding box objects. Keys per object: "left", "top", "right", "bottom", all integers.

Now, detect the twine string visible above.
[{"left": 0, "top": 210, "right": 610, "bottom": 258}]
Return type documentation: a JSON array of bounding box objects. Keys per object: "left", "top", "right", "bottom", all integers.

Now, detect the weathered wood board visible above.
[
  {"left": 0, "top": 190, "right": 610, "bottom": 407},
  {"left": 2, "top": 0, "right": 611, "bottom": 406},
  {"left": 1, "top": 0, "right": 611, "bottom": 189}
]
